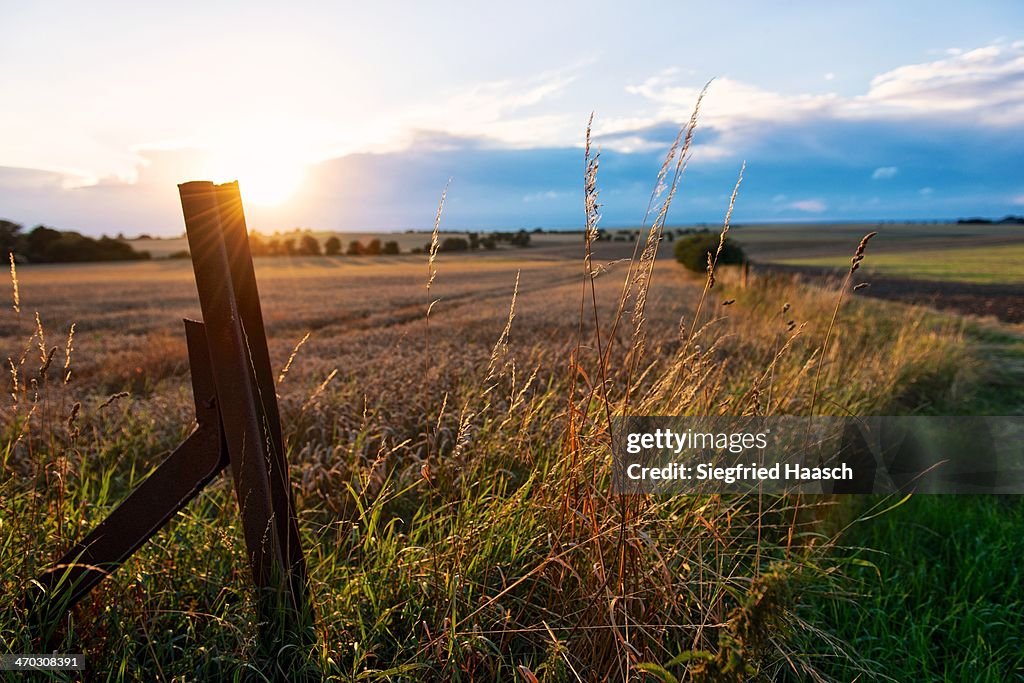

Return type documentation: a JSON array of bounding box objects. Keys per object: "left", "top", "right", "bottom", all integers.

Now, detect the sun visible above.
[
  {"left": 205, "top": 144, "right": 307, "bottom": 208},
  {"left": 235, "top": 163, "right": 304, "bottom": 207}
]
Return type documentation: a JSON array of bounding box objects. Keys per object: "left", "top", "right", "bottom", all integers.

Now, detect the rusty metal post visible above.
[
  {"left": 213, "top": 182, "right": 309, "bottom": 603},
  {"left": 178, "top": 181, "right": 312, "bottom": 638},
  {"left": 31, "top": 181, "right": 314, "bottom": 655}
]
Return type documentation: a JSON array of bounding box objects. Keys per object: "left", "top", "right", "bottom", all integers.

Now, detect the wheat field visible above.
[{"left": 4, "top": 214, "right": 1002, "bottom": 680}]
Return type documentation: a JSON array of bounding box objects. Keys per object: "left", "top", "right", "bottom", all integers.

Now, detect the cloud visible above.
[
  {"left": 614, "top": 40, "right": 1024, "bottom": 156},
  {"left": 389, "top": 68, "right": 582, "bottom": 151},
  {"left": 856, "top": 45, "right": 1024, "bottom": 124},
  {"left": 522, "top": 190, "right": 565, "bottom": 203},
  {"left": 5, "top": 42, "right": 1024, "bottom": 234},
  {"left": 788, "top": 199, "right": 827, "bottom": 213}
]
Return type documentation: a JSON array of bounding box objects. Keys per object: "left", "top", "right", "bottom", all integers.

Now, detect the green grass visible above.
[
  {"left": 776, "top": 243, "right": 1024, "bottom": 284},
  {"left": 823, "top": 496, "right": 1024, "bottom": 682},
  {"left": 811, "top": 324, "right": 1024, "bottom": 682}
]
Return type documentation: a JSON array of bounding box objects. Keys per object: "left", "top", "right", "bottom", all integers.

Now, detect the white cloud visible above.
[
  {"left": 617, "top": 41, "right": 1024, "bottom": 156},
  {"left": 872, "top": 166, "right": 899, "bottom": 180},
  {"left": 1012, "top": 194, "right": 1024, "bottom": 206},
  {"left": 824, "top": 72, "right": 835, "bottom": 81},
  {"left": 853, "top": 45, "right": 1024, "bottom": 124},
  {"left": 789, "top": 199, "right": 827, "bottom": 213},
  {"left": 920, "top": 187, "right": 935, "bottom": 196},
  {"left": 623, "top": 74, "right": 838, "bottom": 132},
  {"left": 522, "top": 190, "right": 564, "bottom": 203},
  {"left": 389, "top": 68, "right": 585, "bottom": 151}
]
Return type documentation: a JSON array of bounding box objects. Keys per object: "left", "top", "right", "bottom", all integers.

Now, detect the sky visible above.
[{"left": 2, "top": 1, "right": 1024, "bottom": 236}]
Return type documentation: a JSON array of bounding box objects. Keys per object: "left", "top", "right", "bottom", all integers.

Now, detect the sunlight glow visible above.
[{"left": 205, "top": 133, "right": 309, "bottom": 207}]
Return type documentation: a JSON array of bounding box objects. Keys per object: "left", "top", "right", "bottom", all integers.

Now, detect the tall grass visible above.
[{"left": 0, "top": 104, "right": 981, "bottom": 680}]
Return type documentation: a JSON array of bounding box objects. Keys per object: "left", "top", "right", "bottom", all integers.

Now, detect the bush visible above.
[
  {"left": 324, "top": 236, "right": 341, "bottom": 255},
  {"left": 365, "top": 239, "right": 382, "bottom": 256},
  {"left": 382, "top": 240, "right": 400, "bottom": 255},
  {"left": 674, "top": 233, "right": 746, "bottom": 273},
  {"left": 439, "top": 237, "right": 468, "bottom": 252},
  {"left": 346, "top": 240, "right": 364, "bottom": 256}
]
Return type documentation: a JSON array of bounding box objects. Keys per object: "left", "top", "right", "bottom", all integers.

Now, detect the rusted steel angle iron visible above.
[{"left": 30, "top": 181, "right": 310, "bottom": 639}]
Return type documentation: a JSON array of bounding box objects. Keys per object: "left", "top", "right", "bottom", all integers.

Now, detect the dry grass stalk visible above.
[
  {"left": 66, "top": 401, "right": 81, "bottom": 439},
  {"left": 583, "top": 113, "right": 601, "bottom": 247},
  {"left": 34, "top": 312, "right": 46, "bottom": 365},
  {"left": 301, "top": 368, "right": 338, "bottom": 412},
  {"left": 9, "top": 252, "right": 19, "bottom": 315},
  {"left": 485, "top": 270, "right": 520, "bottom": 388},
  {"left": 808, "top": 231, "right": 878, "bottom": 417},
  {"left": 426, "top": 179, "right": 451, "bottom": 298},
  {"left": 614, "top": 83, "right": 709, "bottom": 404},
  {"left": 38, "top": 346, "right": 56, "bottom": 380},
  {"left": 277, "top": 331, "right": 311, "bottom": 385},
  {"left": 8, "top": 357, "right": 18, "bottom": 404},
  {"left": 98, "top": 391, "right": 130, "bottom": 410},
  {"left": 63, "top": 323, "right": 75, "bottom": 384},
  {"left": 683, "top": 161, "right": 745, "bottom": 346}
]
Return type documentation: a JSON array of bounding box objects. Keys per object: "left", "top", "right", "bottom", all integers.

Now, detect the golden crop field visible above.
[{"left": 8, "top": 227, "right": 1018, "bottom": 680}]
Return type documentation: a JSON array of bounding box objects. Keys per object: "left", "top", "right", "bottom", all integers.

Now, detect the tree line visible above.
[
  {"left": 0, "top": 219, "right": 536, "bottom": 264},
  {"left": 0, "top": 220, "right": 150, "bottom": 263},
  {"left": 247, "top": 233, "right": 401, "bottom": 257}
]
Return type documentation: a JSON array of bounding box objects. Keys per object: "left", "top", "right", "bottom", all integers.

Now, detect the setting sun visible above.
[{"left": 204, "top": 138, "right": 308, "bottom": 207}]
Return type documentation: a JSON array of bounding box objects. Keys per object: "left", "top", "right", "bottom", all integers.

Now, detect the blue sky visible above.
[{"left": 2, "top": 1, "right": 1023, "bottom": 235}]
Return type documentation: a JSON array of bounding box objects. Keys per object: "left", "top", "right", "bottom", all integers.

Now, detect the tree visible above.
[
  {"left": 510, "top": 230, "right": 531, "bottom": 247},
  {"left": 14, "top": 225, "right": 150, "bottom": 263},
  {"left": 248, "top": 231, "right": 268, "bottom": 256},
  {"left": 324, "top": 236, "right": 342, "bottom": 255},
  {"left": 674, "top": 233, "right": 746, "bottom": 273},
  {"left": 282, "top": 238, "right": 296, "bottom": 256},
  {"left": 299, "top": 234, "right": 321, "bottom": 256},
  {"left": 24, "top": 225, "right": 62, "bottom": 260},
  {"left": 481, "top": 236, "right": 497, "bottom": 250},
  {"left": 364, "top": 239, "right": 382, "bottom": 256},
  {"left": 439, "top": 237, "right": 468, "bottom": 252},
  {"left": 382, "top": 240, "right": 400, "bottom": 255},
  {"left": 0, "top": 220, "right": 22, "bottom": 258},
  {"left": 346, "top": 240, "right": 364, "bottom": 256}
]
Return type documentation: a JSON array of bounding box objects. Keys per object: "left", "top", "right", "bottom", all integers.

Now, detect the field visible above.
[
  {"left": 724, "top": 221, "right": 1024, "bottom": 264},
  {"left": 1, "top": 231, "right": 1023, "bottom": 680},
  {"left": 770, "top": 242, "right": 1024, "bottom": 285},
  {"left": 714, "top": 222, "right": 1024, "bottom": 325}
]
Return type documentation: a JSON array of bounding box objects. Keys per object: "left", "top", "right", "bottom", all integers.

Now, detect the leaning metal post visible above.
[{"left": 30, "top": 181, "right": 313, "bottom": 654}]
